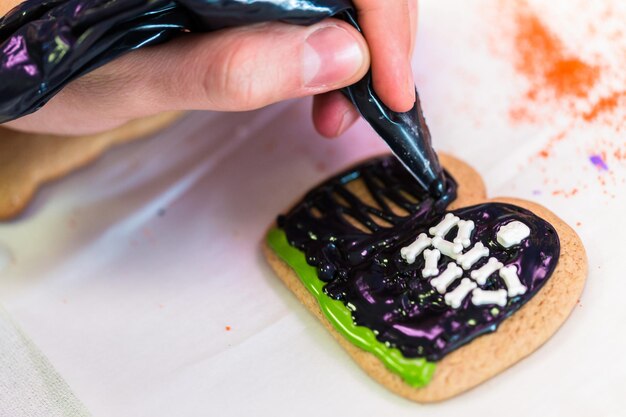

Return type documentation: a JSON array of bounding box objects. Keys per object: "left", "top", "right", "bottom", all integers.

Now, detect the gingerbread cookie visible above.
[
  {"left": 263, "top": 153, "right": 587, "bottom": 402},
  {"left": 0, "top": 112, "right": 183, "bottom": 220}
]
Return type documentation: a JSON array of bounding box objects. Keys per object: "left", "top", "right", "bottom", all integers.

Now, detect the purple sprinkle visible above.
[
  {"left": 589, "top": 154, "right": 608, "bottom": 171},
  {"left": 532, "top": 189, "right": 542, "bottom": 195}
]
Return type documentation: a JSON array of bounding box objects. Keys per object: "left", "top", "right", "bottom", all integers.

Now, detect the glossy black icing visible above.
[{"left": 277, "top": 155, "right": 560, "bottom": 361}]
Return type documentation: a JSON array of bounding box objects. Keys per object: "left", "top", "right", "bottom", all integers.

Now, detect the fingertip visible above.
[
  {"left": 372, "top": 57, "right": 416, "bottom": 113},
  {"left": 303, "top": 19, "right": 371, "bottom": 91},
  {"left": 355, "top": 0, "right": 416, "bottom": 113},
  {"left": 313, "top": 92, "right": 360, "bottom": 138},
  {"left": 335, "top": 104, "right": 361, "bottom": 136}
]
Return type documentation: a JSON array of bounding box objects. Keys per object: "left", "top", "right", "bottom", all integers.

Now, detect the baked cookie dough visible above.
[
  {"left": 0, "top": 112, "right": 183, "bottom": 219},
  {"left": 264, "top": 153, "right": 587, "bottom": 402}
]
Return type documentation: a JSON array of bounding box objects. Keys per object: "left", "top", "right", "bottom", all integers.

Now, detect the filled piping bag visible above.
[{"left": 0, "top": 0, "right": 446, "bottom": 196}]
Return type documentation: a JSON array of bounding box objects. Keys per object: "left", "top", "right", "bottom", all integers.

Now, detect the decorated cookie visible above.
[
  {"left": 0, "top": 112, "right": 183, "bottom": 220},
  {"left": 263, "top": 154, "right": 587, "bottom": 402}
]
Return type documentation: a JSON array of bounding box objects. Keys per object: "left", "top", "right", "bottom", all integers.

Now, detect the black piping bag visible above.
[
  {"left": 339, "top": 11, "right": 446, "bottom": 198},
  {"left": 0, "top": 0, "right": 445, "bottom": 197}
]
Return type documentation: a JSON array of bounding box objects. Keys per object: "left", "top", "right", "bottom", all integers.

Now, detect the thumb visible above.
[{"left": 139, "top": 19, "right": 370, "bottom": 112}]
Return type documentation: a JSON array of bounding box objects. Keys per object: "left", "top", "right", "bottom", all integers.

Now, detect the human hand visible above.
[
  {"left": 2, "top": 0, "right": 417, "bottom": 137},
  {"left": 314, "top": 0, "right": 418, "bottom": 137}
]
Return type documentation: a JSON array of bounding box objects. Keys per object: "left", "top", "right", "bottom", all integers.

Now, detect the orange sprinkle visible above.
[
  {"left": 551, "top": 188, "right": 579, "bottom": 198},
  {"left": 514, "top": 13, "right": 599, "bottom": 100},
  {"left": 509, "top": 106, "right": 535, "bottom": 123},
  {"left": 225, "top": 326, "right": 232, "bottom": 331},
  {"left": 583, "top": 91, "right": 626, "bottom": 122}
]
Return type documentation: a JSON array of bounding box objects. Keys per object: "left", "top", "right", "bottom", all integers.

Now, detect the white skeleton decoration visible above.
[
  {"left": 496, "top": 221, "right": 530, "bottom": 248},
  {"left": 470, "top": 257, "right": 503, "bottom": 285},
  {"left": 471, "top": 288, "right": 508, "bottom": 307},
  {"left": 430, "top": 263, "right": 463, "bottom": 294},
  {"left": 400, "top": 233, "right": 431, "bottom": 264},
  {"left": 454, "top": 220, "right": 474, "bottom": 248},
  {"left": 431, "top": 236, "right": 463, "bottom": 260},
  {"left": 421, "top": 249, "right": 441, "bottom": 278},
  {"left": 444, "top": 278, "right": 477, "bottom": 308},
  {"left": 428, "top": 213, "right": 460, "bottom": 237},
  {"left": 456, "top": 242, "right": 489, "bottom": 270},
  {"left": 499, "top": 265, "right": 527, "bottom": 297},
  {"left": 400, "top": 213, "right": 531, "bottom": 309}
]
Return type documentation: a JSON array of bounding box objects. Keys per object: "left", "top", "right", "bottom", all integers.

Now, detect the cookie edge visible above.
[{"left": 262, "top": 154, "right": 587, "bottom": 402}]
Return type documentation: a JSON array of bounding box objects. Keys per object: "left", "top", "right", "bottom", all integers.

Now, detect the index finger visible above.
[{"left": 354, "top": 0, "right": 416, "bottom": 112}]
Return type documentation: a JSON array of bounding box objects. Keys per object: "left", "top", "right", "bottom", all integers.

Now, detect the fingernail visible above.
[
  {"left": 405, "top": 62, "right": 416, "bottom": 104},
  {"left": 406, "top": 78, "right": 416, "bottom": 104},
  {"left": 303, "top": 25, "right": 365, "bottom": 88},
  {"left": 336, "top": 107, "right": 360, "bottom": 136}
]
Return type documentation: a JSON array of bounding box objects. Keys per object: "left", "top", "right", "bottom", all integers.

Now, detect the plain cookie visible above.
[{"left": 0, "top": 112, "right": 184, "bottom": 220}]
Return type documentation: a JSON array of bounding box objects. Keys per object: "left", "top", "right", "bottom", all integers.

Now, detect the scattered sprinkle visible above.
[
  {"left": 551, "top": 188, "right": 579, "bottom": 198},
  {"left": 512, "top": 10, "right": 598, "bottom": 112},
  {"left": 583, "top": 91, "right": 626, "bottom": 122},
  {"left": 589, "top": 154, "right": 609, "bottom": 171},
  {"left": 225, "top": 326, "right": 232, "bottom": 331}
]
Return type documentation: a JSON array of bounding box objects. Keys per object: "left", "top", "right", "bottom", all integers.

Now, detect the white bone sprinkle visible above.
[
  {"left": 456, "top": 242, "right": 489, "bottom": 270},
  {"left": 499, "top": 265, "right": 527, "bottom": 297},
  {"left": 421, "top": 249, "right": 441, "bottom": 278},
  {"left": 431, "top": 236, "right": 463, "bottom": 260},
  {"left": 430, "top": 263, "right": 463, "bottom": 294},
  {"left": 429, "top": 213, "right": 460, "bottom": 237},
  {"left": 400, "top": 233, "right": 432, "bottom": 264},
  {"left": 497, "top": 220, "right": 531, "bottom": 248},
  {"left": 444, "top": 278, "right": 477, "bottom": 309},
  {"left": 453, "top": 219, "right": 475, "bottom": 248},
  {"left": 471, "top": 288, "right": 508, "bottom": 307},
  {"left": 470, "top": 257, "right": 504, "bottom": 285}
]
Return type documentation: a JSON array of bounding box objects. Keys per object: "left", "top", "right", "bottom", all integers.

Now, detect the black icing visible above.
[{"left": 277, "top": 155, "right": 560, "bottom": 361}]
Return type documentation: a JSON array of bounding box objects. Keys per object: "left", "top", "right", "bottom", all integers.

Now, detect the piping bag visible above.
[{"left": 0, "top": 0, "right": 446, "bottom": 198}]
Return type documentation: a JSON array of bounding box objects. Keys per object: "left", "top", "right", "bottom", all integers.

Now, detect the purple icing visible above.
[{"left": 278, "top": 155, "right": 560, "bottom": 361}]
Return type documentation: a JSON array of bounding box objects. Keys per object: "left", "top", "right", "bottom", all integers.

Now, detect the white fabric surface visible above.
[
  {"left": 0, "top": 0, "right": 624, "bottom": 415},
  {"left": 0, "top": 307, "right": 90, "bottom": 417}
]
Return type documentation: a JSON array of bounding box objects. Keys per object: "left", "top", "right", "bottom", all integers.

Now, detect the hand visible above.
[
  {"left": 314, "top": 0, "right": 418, "bottom": 137},
  {"left": 2, "top": 0, "right": 417, "bottom": 137}
]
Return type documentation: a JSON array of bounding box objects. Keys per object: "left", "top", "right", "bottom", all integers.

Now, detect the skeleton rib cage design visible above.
[{"left": 278, "top": 156, "right": 560, "bottom": 361}]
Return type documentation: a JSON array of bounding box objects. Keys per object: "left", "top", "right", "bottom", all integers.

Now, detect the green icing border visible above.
[{"left": 267, "top": 227, "right": 436, "bottom": 387}]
